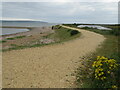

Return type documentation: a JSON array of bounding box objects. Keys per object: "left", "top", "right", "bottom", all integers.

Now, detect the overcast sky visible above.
[{"left": 1, "top": 2, "right": 118, "bottom": 24}]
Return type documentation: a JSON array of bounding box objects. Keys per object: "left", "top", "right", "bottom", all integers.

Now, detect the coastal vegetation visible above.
[
  {"left": 0, "top": 40, "right": 7, "bottom": 43},
  {"left": 6, "top": 35, "right": 26, "bottom": 40},
  {"left": 63, "top": 24, "right": 120, "bottom": 88},
  {"left": 2, "top": 25, "right": 80, "bottom": 51},
  {"left": 50, "top": 25, "right": 80, "bottom": 42},
  {"left": 63, "top": 24, "right": 120, "bottom": 36}
]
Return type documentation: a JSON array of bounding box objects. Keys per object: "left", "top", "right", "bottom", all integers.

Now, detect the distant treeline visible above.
[{"left": 63, "top": 23, "right": 120, "bottom": 26}]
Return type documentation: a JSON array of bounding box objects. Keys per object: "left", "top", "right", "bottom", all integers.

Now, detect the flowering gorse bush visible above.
[
  {"left": 92, "top": 56, "right": 119, "bottom": 88},
  {"left": 92, "top": 56, "right": 119, "bottom": 80}
]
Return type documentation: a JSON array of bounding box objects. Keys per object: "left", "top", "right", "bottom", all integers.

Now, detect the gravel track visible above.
[{"left": 2, "top": 25, "right": 105, "bottom": 88}]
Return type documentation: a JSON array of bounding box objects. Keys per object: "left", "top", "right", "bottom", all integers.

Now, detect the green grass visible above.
[
  {"left": 0, "top": 40, "right": 7, "bottom": 43},
  {"left": 10, "top": 44, "right": 17, "bottom": 46},
  {"left": 14, "top": 35, "right": 26, "bottom": 39},
  {"left": 6, "top": 35, "right": 26, "bottom": 40},
  {"left": 48, "top": 27, "right": 80, "bottom": 42}
]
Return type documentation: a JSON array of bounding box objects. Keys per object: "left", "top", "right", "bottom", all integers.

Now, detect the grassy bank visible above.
[
  {"left": 63, "top": 24, "right": 119, "bottom": 88},
  {"left": 50, "top": 25, "right": 80, "bottom": 42},
  {"left": 2, "top": 25, "right": 80, "bottom": 51}
]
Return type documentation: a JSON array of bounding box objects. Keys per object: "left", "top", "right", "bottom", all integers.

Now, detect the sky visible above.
[{"left": 1, "top": 1, "right": 119, "bottom": 24}]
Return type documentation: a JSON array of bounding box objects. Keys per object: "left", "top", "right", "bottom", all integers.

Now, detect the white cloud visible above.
[{"left": 1, "top": 2, "right": 118, "bottom": 23}]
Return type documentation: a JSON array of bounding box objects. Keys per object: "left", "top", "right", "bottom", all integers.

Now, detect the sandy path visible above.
[{"left": 2, "top": 25, "right": 105, "bottom": 88}]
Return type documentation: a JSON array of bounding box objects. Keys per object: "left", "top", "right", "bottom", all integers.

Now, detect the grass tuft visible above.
[
  {"left": 0, "top": 40, "right": 7, "bottom": 43},
  {"left": 6, "top": 35, "right": 26, "bottom": 40}
]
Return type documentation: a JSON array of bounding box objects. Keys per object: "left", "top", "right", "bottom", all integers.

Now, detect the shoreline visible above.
[
  {"left": 1, "top": 26, "right": 53, "bottom": 39},
  {"left": 1, "top": 26, "right": 54, "bottom": 50}
]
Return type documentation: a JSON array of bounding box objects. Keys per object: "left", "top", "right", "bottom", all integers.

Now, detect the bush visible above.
[
  {"left": 109, "top": 29, "right": 120, "bottom": 36},
  {"left": 70, "top": 30, "right": 79, "bottom": 36},
  {"left": 92, "top": 56, "right": 119, "bottom": 88},
  {"left": 52, "top": 25, "right": 61, "bottom": 29},
  {"left": 7, "top": 37, "right": 15, "bottom": 40}
]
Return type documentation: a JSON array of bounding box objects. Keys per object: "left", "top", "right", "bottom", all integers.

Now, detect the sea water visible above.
[
  {"left": 1, "top": 28, "right": 29, "bottom": 35},
  {"left": 0, "top": 21, "right": 57, "bottom": 35}
]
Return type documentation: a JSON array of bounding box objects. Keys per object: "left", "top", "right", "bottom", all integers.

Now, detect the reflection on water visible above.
[
  {"left": 1, "top": 28, "right": 29, "bottom": 35},
  {"left": 77, "top": 25, "right": 112, "bottom": 30}
]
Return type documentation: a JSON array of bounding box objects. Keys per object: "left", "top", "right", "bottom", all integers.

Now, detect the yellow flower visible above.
[
  {"left": 101, "top": 72, "right": 104, "bottom": 75},
  {"left": 107, "top": 71, "right": 110, "bottom": 74},
  {"left": 100, "top": 76, "right": 106, "bottom": 80},
  {"left": 98, "top": 73, "right": 102, "bottom": 76},
  {"left": 101, "top": 77, "right": 104, "bottom": 80},
  {"left": 101, "top": 56, "right": 105, "bottom": 59},
  {"left": 97, "top": 56, "right": 100, "bottom": 60},
  {"left": 92, "top": 64, "right": 95, "bottom": 67},
  {"left": 103, "top": 77, "right": 106, "bottom": 79},
  {"left": 99, "top": 68, "right": 103, "bottom": 71},
  {"left": 95, "top": 76, "right": 98, "bottom": 78},
  {"left": 110, "top": 64, "right": 113, "bottom": 67},
  {"left": 112, "top": 85, "right": 117, "bottom": 88},
  {"left": 109, "top": 67, "right": 112, "bottom": 69},
  {"left": 93, "top": 56, "right": 118, "bottom": 82}
]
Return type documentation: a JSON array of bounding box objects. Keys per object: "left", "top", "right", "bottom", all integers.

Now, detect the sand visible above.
[{"left": 2, "top": 25, "right": 105, "bottom": 88}]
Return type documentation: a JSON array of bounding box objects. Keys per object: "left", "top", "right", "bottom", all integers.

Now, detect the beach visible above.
[{"left": 1, "top": 26, "right": 54, "bottom": 50}]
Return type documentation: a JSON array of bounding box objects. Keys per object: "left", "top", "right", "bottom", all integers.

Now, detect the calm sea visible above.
[{"left": 0, "top": 21, "right": 57, "bottom": 35}]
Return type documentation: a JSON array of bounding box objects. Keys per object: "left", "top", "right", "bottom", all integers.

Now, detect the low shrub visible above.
[
  {"left": 70, "top": 30, "right": 79, "bottom": 36},
  {"left": 7, "top": 37, "right": 15, "bottom": 40}
]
